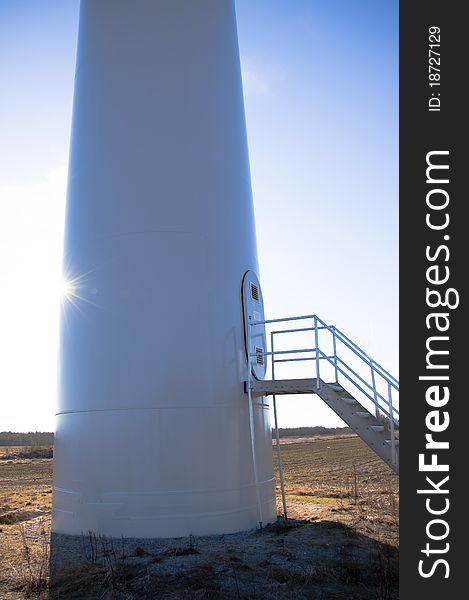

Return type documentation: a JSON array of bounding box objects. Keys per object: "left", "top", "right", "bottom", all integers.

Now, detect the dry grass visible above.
[
  {"left": 274, "top": 436, "right": 399, "bottom": 547},
  {"left": 0, "top": 436, "right": 398, "bottom": 598},
  {"left": 0, "top": 447, "right": 53, "bottom": 461},
  {"left": 0, "top": 446, "right": 52, "bottom": 598}
]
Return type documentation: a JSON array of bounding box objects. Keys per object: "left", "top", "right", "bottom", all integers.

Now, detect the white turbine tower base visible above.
[{"left": 53, "top": 0, "right": 276, "bottom": 538}]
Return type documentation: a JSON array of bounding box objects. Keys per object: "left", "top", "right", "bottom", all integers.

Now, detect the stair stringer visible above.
[{"left": 315, "top": 381, "right": 399, "bottom": 474}]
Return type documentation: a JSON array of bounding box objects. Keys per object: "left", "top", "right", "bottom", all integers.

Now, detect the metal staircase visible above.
[
  {"left": 247, "top": 377, "right": 398, "bottom": 472},
  {"left": 243, "top": 314, "right": 399, "bottom": 520}
]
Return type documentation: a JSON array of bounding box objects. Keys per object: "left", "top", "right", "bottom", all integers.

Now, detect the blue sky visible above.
[{"left": 0, "top": 0, "right": 398, "bottom": 431}]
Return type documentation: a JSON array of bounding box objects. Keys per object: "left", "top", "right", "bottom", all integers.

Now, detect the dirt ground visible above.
[{"left": 0, "top": 437, "right": 398, "bottom": 599}]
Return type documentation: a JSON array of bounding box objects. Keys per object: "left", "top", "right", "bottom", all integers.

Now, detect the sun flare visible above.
[{"left": 59, "top": 276, "right": 77, "bottom": 300}]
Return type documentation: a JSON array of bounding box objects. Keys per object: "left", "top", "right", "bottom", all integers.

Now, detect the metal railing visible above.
[
  {"left": 245, "top": 314, "right": 399, "bottom": 521},
  {"left": 247, "top": 314, "right": 399, "bottom": 424}
]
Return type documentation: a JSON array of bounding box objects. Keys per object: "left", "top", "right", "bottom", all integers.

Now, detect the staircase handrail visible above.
[{"left": 248, "top": 313, "right": 399, "bottom": 426}]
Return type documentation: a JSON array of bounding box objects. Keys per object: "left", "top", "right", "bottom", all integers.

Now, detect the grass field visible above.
[
  {"left": 274, "top": 436, "right": 399, "bottom": 547},
  {"left": 0, "top": 436, "right": 398, "bottom": 599}
]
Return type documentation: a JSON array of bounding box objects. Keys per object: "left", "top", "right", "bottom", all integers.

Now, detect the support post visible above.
[
  {"left": 388, "top": 381, "right": 397, "bottom": 466},
  {"left": 370, "top": 358, "right": 379, "bottom": 419},
  {"left": 332, "top": 326, "right": 338, "bottom": 384},
  {"left": 247, "top": 323, "right": 263, "bottom": 528},
  {"left": 314, "top": 316, "right": 321, "bottom": 390},
  {"left": 271, "top": 332, "right": 287, "bottom": 521}
]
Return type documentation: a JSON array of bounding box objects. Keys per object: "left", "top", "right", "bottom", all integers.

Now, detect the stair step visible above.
[
  {"left": 355, "top": 411, "right": 371, "bottom": 418},
  {"left": 370, "top": 425, "right": 385, "bottom": 432},
  {"left": 339, "top": 396, "right": 357, "bottom": 405},
  {"left": 329, "top": 384, "right": 344, "bottom": 392},
  {"left": 385, "top": 439, "right": 400, "bottom": 446}
]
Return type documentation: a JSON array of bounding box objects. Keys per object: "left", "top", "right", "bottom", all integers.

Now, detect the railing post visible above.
[
  {"left": 332, "top": 326, "right": 338, "bottom": 384},
  {"left": 271, "top": 332, "right": 288, "bottom": 520},
  {"left": 314, "top": 316, "right": 320, "bottom": 390},
  {"left": 388, "top": 381, "right": 397, "bottom": 466},
  {"left": 370, "top": 358, "right": 379, "bottom": 419},
  {"left": 270, "top": 331, "right": 274, "bottom": 383}
]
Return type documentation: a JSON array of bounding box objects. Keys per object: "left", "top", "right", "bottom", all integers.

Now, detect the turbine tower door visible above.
[{"left": 242, "top": 271, "right": 267, "bottom": 380}]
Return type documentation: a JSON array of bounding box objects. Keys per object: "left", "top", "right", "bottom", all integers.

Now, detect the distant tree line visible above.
[
  {"left": 0, "top": 431, "right": 54, "bottom": 446},
  {"left": 0, "top": 427, "right": 350, "bottom": 446},
  {"left": 272, "top": 426, "right": 351, "bottom": 438}
]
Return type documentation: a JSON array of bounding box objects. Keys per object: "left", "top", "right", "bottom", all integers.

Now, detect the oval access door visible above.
[{"left": 242, "top": 271, "right": 267, "bottom": 380}]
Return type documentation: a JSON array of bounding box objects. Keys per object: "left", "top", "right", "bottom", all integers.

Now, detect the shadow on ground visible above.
[{"left": 48, "top": 518, "right": 398, "bottom": 600}]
